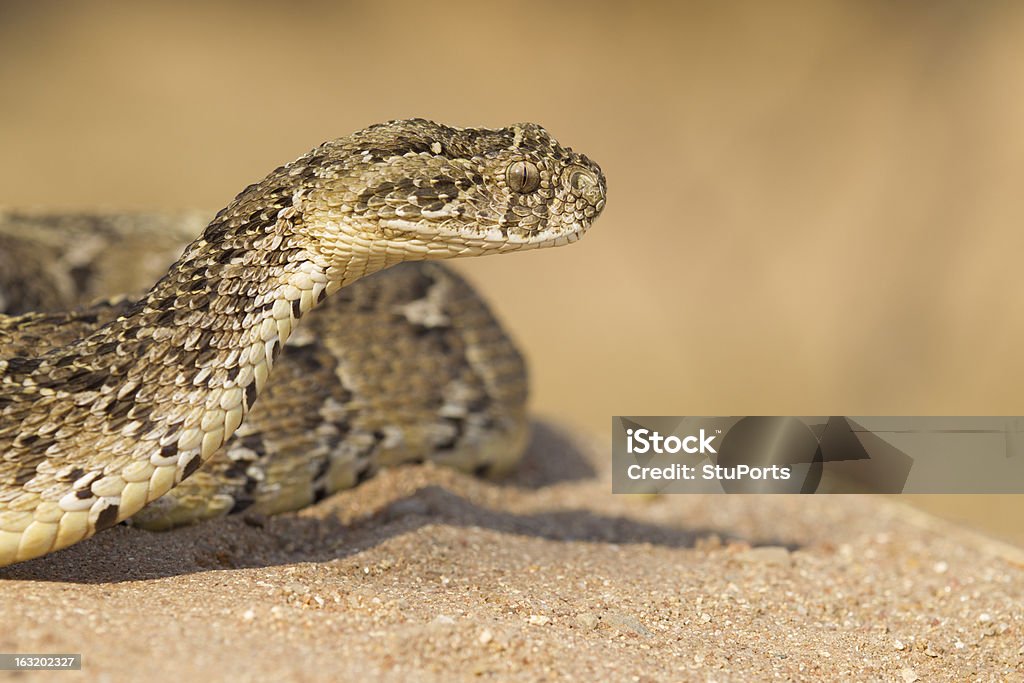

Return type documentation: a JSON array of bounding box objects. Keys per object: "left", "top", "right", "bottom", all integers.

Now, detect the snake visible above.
[{"left": 0, "top": 119, "right": 606, "bottom": 567}]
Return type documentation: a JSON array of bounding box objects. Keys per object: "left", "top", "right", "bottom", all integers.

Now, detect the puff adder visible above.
[{"left": 0, "top": 119, "right": 606, "bottom": 567}]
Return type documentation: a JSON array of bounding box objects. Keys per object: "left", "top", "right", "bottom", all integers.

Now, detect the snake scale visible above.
[{"left": 0, "top": 119, "right": 606, "bottom": 567}]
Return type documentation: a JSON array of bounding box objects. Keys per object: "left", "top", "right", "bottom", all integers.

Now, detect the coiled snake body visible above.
[{"left": 0, "top": 120, "right": 606, "bottom": 567}]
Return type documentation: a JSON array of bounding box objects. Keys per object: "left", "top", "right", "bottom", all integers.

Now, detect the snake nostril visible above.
[
  {"left": 569, "top": 169, "right": 596, "bottom": 192},
  {"left": 572, "top": 169, "right": 605, "bottom": 211},
  {"left": 568, "top": 168, "right": 607, "bottom": 213}
]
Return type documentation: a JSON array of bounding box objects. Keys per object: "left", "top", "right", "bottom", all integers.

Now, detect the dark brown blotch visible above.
[
  {"left": 95, "top": 503, "right": 119, "bottom": 531},
  {"left": 182, "top": 454, "right": 202, "bottom": 478},
  {"left": 244, "top": 382, "right": 258, "bottom": 411}
]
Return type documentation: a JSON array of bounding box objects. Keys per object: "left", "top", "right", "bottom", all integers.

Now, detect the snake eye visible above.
[{"left": 506, "top": 160, "right": 541, "bottom": 193}]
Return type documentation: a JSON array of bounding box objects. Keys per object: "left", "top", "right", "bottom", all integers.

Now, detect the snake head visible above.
[{"left": 289, "top": 119, "right": 606, "bottom": 273}]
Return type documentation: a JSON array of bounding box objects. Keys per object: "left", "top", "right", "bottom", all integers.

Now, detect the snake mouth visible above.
[{"left": 378, "top": 218, "right": 596, "bottom": 252}]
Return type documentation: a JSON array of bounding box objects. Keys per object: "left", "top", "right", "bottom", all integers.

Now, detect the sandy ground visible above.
[{"left": 1, "top": 420, "right": 1021, "bottom": 682}]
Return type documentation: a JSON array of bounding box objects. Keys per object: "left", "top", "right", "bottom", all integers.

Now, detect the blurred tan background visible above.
[{"left": 1, "top": 1, "right": 1022, "bottom": 544}]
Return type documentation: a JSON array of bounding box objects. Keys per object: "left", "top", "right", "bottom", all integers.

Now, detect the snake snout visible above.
[
  {"left": 578, "top": 169, "right": 606, "bottom": 215},
  {"left": 565, "top": 156, "right": 607, "bottom": 220}
]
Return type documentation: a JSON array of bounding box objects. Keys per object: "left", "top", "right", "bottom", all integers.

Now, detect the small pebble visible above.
[
  {"left": 478, "top": 629, "right": 493, "bottom": 645},
  {"left": 528, "top": 614, "right": 550, "bottom": 626},
  {"left": 900, "top": 667, "right": 918, "bottom": 683},
  {"left": 604, "top": 612, "right": 652, "bottom": 637},
  {"left": 575, "top": 612, "right": 600, "bottom": 630}
]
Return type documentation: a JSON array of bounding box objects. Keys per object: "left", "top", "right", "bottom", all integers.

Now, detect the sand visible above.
[{"left": 1, "top": 419, "right": 1021, "bottom": 682}]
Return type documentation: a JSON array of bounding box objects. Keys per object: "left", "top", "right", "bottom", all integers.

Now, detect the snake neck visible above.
[
  {"left": 76, "top": 214, "right": 344, "bottom": 458},
  {"left": 0, "top": 196, "right": 388, "bottom": 542}
]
